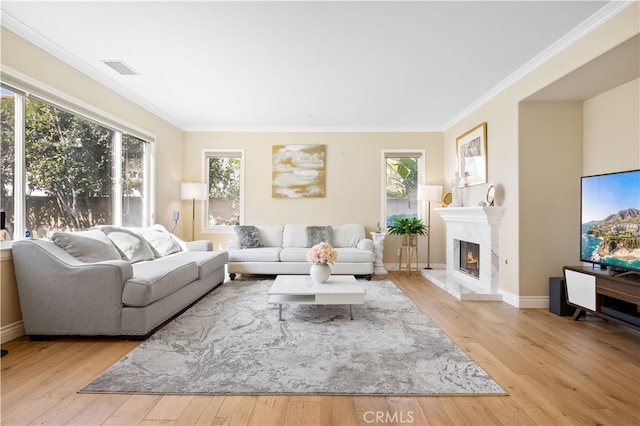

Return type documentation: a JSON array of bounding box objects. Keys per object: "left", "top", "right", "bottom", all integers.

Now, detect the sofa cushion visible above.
[
  {"left": 335, "top": 247, "right": 375, "bottom": 263},
  {"left": 101, "top": 226, "right": 156, "bottom": 263},
  {"left": 229, "top": 247, "right": 281, "bottom": 262},
  {"left": 279, "top": 247, "right": 309, "bottom": 262},
  {"left": 305, "top": 226, "right": 333, "bottom": 247},
  {"left": 168, "top": 251, "right": 228, "bottom": 279},
  {"left": 256, "top": 225, "right": 284, "bottom": 247},
  {"left": 234, "top": 225, "right": 263, "bottom": 248},
  {"left": 51, "top": 230, "right": 121, "bottom": 263},
  {"left": 333, "top": 224, "right": 366, "bottom": 248},
  {"left": 136, "top": 225, "right": 182, "bottom": 257},
  {"left": 123, "top": 258, "right": 199, "bottom": 307}
]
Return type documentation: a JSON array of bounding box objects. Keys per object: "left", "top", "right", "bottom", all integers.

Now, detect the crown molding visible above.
[
  {"left": 442, "top": 0, "right": 636, "bottom": 130},
  {"left": 184, "top": 125, "right": 442, "bottom": 133}
]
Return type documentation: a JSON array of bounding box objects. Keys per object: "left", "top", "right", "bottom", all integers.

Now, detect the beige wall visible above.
[
  {"left": 184, "top": 131, "right": 445, "bottom": 264},
  {"left": 583, "top": 78, "right": 640, "bottom": 175},
  {"left": 518, "top": 102, "right": 583, "bottom": 297},
  {"left": 443, "top": 3, "right": 639, "bottom": 300}
]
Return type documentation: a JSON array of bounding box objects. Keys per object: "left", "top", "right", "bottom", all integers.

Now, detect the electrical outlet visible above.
[{"left": 172, "top": 211, "right": 179, "bottom": 221}]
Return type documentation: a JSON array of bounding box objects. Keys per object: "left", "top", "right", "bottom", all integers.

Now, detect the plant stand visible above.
[{"left": 398, "top": 244, "right": 418, "bottom": 276}]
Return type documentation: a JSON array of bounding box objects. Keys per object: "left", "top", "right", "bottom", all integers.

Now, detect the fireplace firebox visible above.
[{"left": 459, "top": 241, "right": 480, "bottom": 278}]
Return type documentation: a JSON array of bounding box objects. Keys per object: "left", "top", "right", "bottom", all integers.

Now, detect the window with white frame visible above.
[
  {"left": 382, "top": 150, "right": 425, "bottom": 228},
  {"left": 0, "top": 84, "right": 154, "bottom": 242},
  {"left": 204, "top": 150, "right": 243, "bottom": 228}
]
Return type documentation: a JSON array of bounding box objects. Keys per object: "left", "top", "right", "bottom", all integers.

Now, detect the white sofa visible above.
[
  {"left": 12, "top": 224, "right": 228, "bottom": 338},
  {"left": 227, "top": 224, "right": 375, "bottom": 280}
]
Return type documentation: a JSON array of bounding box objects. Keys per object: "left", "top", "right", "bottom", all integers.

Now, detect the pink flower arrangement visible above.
[{"left": 306, "top": 242, "right": 338, "bottom": 264}]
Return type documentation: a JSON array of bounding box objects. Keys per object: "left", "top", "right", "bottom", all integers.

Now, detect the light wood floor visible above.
[{"left": 2, "top": 272, "right": 639, "bottom": 425}]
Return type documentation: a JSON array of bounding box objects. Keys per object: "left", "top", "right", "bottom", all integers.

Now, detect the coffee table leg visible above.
[
  {"left": 350, "top": 305, "right": 353, "bottom": 320},
  {"left": 279, "top": 304, "right": 284, "bottom": 321}
]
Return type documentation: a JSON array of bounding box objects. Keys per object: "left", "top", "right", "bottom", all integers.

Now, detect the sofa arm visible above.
[
  {"left": 357, "top": 238, "right": 374, "bottom": 252},
  {"left": 11, "top": 240, "right": 133, "bottom": 336},
  {"left": 186, "top": 240, "right": 213, "bottom": 251}
]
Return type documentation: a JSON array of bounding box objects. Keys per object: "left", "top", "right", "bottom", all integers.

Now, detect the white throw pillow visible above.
[
  {"left": 332, "top": 224, "right": 365, "bottom": 248},
  {"left": 256, "top": 225, "right": 284, "bottom": 247}
]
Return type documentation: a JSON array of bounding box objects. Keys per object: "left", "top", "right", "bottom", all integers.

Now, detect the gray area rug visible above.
[{"left": 81, "top": 279, "right": 505, "bottom": 395}]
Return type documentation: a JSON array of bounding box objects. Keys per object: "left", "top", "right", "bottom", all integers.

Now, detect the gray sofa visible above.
[
  {"left": 228, "top": 224, "right": 375, "bottom": 280},
  {"left": 11, "top": 224, "right": 228, "bottom": 338}
]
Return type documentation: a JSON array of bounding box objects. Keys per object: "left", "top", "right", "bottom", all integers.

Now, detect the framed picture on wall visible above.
[
  {"left": 272, "top": 144, "right": 326, "bottom": 198},
  {"left": 456, "top": 122, "right": 487, "bottom": 187}
]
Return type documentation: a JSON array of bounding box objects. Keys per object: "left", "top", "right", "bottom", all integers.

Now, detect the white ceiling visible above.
[{"left": 1, "top": 1, "right": 621, "bottom": 131}]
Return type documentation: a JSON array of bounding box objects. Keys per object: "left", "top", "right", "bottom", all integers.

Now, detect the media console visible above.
[{"left": 563, "top": 266, "right": 640, "bottom": 331}]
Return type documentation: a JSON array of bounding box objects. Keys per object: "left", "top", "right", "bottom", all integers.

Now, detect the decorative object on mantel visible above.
[
  {"left": 456, "top": 122, "right": 487, "bottom": 187},
  {"left": 272, "top": 144, "right": 326, "bottom": 198},
  {"left": 307, "top": 242, "right": 337, "bottom": 283},
  {"left": 486, "top": 183, "right": 495, "bottom": 206},
  {"left": 418, "top": 185, "right": 443, "bottom": 270},
  {"left": 442, "top": 191, "right": 453, "bottom": 207},
  {"left": 449, "top": 173, "right": 463, "bottom": 207}
]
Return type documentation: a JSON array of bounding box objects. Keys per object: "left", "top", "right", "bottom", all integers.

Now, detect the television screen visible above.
[{"left": 581, "top": 169, "right": 640, "bottom": 272}]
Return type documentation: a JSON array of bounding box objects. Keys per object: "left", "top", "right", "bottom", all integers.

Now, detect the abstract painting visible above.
[{"left": 272, "top": 144, "right": 326, "bottom": 198}]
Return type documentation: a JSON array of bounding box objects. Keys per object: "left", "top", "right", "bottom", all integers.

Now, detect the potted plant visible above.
[{"left": 387, "top": 217, "right": 428, "bottom": 246}]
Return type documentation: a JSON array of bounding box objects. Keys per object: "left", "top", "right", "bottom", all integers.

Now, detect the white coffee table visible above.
[{"left": 268, "top": 275, "right": 365, "bottom": 321}]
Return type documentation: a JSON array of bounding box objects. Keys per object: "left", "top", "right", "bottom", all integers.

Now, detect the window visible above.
[
  {"left": 0, "top": 83, "right": 154, "bottom": 242},
  {"left": 382, "top": 150, "right": 425, "bottom": 228},
  {"left": 121, "top": 134, "right": 148, "bottom": 227},
  {"left": 0, "top": 89, "right": 15, "bottom": 241},
  {"left": 204, "top": 150, "right": 243, "bottom": 228}
]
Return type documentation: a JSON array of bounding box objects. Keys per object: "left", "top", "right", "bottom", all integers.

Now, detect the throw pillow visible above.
[
  {"left": 306, "top": 226, "right": 334, "bottom": 247},
  {"left": 51, "top": 230, "right": 121, "bottom": 263},
  {"left": 100, "top": 226, "right": 156, "bottom": 263},
  {"left": 234, "top": 225, "right": 263, "bottom": 249},
  {"left": 136, "top": 225, "right": 182, "bottom": 257}
]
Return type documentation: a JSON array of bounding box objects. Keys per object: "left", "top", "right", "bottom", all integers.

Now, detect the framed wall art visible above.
[
  {"left": 456, "top": 122, "right": 487, "bottom": 187},
  {"left": 272, "top": 144, "right": 326, "bottom": 198}
]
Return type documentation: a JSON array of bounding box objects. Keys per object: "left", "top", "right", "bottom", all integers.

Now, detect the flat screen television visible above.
[{"left": 580, "top": 169, "right": 640, "bottom": 273}]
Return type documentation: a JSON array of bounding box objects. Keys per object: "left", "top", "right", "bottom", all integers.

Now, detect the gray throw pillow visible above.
[
  {"left": 234, "top": 225, "right": 263, "bottom": 249},
  {"left": 51, "top": 230, "right": 121, "bottom": 263},
  {"left": 100, "top": 226, "right": 156, "bottom": 263},
  {"left": 306, "top": 226, "right": 334, "bottom": 247}
]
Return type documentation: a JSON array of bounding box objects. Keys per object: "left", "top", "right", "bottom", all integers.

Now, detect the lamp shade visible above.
[
  {"left": 417, "top": 185, "right": 443, "bottom": 202},
  {"left": 181, "top": 182, "right": 208, "bottom": 200}
]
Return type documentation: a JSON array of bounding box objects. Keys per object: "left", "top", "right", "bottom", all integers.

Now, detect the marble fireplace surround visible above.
[{"left": 426, "top": 207, "right": 505, "bottom": 300}]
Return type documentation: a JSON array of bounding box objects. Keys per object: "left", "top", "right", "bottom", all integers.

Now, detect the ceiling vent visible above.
[{"left": 101, "top": 60, "right": 139, "bottom": 76}]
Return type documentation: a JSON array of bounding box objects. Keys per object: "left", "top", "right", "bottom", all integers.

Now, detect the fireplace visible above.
[
  {"left": 434, "top": 206, "right": 504, "bottom": 293},
  {"left": 459, "top": 240, "right": 480, "bottom": 278}
]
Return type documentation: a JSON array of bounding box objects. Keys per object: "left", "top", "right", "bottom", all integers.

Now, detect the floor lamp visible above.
[
  {"left": 417, "top": 184, "right": 443, "bottom": 270},
  {"left": 181, "top": 182, "right": 208, "bottom": 241}
]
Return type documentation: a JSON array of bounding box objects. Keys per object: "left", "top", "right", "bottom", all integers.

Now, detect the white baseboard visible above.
[
  {"left": 502, "top": 291, "right": 549, "bottom": 309},
  {"left": 1, "top": 321, "right": 24, "bottom": 344}
]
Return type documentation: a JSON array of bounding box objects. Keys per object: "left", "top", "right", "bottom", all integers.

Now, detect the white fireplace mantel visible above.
[
  {"left": 434, "top": 206, "right": 505, "bottom": 225},
  {"left": 434, "top": 206, "right": 505, "bottom": 293}
]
